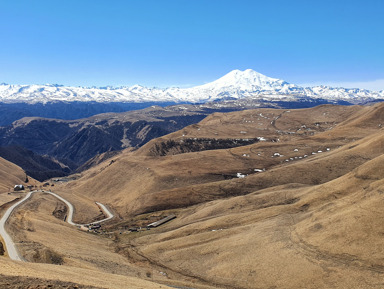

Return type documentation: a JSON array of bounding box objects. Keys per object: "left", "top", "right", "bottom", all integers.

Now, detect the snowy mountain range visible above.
[{"left": 1, "top": 69, "right": 383, "bottom": 104}]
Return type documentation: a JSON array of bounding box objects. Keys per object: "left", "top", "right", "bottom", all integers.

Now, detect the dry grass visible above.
[
  {"left": 0, "top": 256, "right": 166, "bottom": 289},
  {"left": 126, "top": 153, "right": 384, "bottom": 288},
  {"left": 3, "top": 103, "right": 384, "bottom": 288},
  {"left": 1, "top": 192, "right": 175, "bottom": 288},
  {"left": 0, "top": 156, "right": 36, "bottom": 193},
  {"left": 61, "top": 104, "right": 384, "bottom": 218}
]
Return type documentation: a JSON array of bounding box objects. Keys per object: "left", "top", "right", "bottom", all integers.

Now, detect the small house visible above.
[
  {"left": 147, "top": 214, "right": 176, "bottom": 228},
  {"left": 89, "top": 224, "right": 101, "bottom": 230},
  {"left": 14, "top": 184, "right": 25, "bottom": 191}
]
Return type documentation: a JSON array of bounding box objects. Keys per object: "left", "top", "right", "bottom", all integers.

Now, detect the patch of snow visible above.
[{"left": 237, "top": 173, "right": 246, "bottom": 178}]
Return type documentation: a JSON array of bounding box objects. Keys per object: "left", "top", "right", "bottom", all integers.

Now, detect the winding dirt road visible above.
[
  {"left": 0, "top": 190, "right": 114, "bottom": 261},
  {"left": 0, "top": 191, "right": 35, "bottom": 261}
]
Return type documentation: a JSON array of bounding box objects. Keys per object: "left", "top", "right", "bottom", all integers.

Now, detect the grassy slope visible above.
[
  {"left": 0, "top": 156, "right": 30, "bottom": 193},
  {"left": 64, "top": 104, "right": 384, "bottom": 217},
  {"left": 6, "top": 103, "right": 384, "bottom": 288}
]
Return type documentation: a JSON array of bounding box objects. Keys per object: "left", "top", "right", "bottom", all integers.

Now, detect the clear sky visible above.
[{"left": 1, "top": 0, "right": 383, "bottom": 90}]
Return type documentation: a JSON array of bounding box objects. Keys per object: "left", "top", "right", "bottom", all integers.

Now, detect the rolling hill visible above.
[
  {"left": 3, "top": 103, "right": 384, "bottom": 288},
  {"left": 62, "top": 103, "right": 382, "bottom": 217},
  {"left": 0, "top": 156, "right": 34, "bottom": 193}
]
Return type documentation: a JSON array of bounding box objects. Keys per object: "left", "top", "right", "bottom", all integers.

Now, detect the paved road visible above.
[
  {"left": 45, "top": 191, "right": 114, "bottom": 226},
  {"left": 0, "top": 190, "right": 114, "bottom": 261},
  {"left": 0, "top": 191, "right": 36, "bottom": 261},
  {"left": 93, "top": 202, "right": 114, "bottom": 224}
]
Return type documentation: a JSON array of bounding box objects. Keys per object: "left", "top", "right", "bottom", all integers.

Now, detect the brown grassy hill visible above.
[
  {"left": 0, "top": 155, "right": 42, "bottom": 220},
  {"left": 0, "top": 156, "right": 30, "bottom": 193},
  {"left": 123, "top": 150, "right": 384, "bottom": 288},
  {"left": 61, "top": 103, "right": 384, "bottom": 217},
  {"left": 0, "top": 156, "right": 40, "bottom": 213},
  {"left": 0, "top": 191, "right": 171, "bottom": 289},
  {"left": 137, "top": 104, "right": 361, "bottom": 156},
  {"left": 18, "top": 103, "right": 384, "bottom": 288}
]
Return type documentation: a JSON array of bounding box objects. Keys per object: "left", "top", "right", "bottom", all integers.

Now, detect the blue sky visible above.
[{"left": 0, "top": 0, "right": 383, "bottom": 90}]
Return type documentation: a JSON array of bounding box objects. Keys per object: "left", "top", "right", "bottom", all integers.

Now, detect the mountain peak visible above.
[
  {"left": 227, "top": 68, "right": 268, "bottom": 76},
  {"left": 196, "top": 69, "right": 288, "bottom": 91},
  {"left": 226, "top": 68, "right": 281, "bottom": 81}
]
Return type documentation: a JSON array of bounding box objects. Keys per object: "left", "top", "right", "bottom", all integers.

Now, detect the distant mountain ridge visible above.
[
  {"left": 1, "top": 69, "right": 383, "bottom": 104},
  {"left": 0, "top": 105, "right": 210, "bottom": 180}
]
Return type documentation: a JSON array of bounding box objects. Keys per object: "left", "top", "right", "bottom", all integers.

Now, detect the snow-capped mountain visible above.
[
  {"left": 0, "top": 69, "right": 383, "bottom": 104},
  {"left": 196, "top": 69, "right": 291, "bottom": 91}
]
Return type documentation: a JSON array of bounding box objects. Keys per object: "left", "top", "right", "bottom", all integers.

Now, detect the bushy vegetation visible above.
[{"left": 151, "top": 137, "right": 259, "bottom": 156}]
